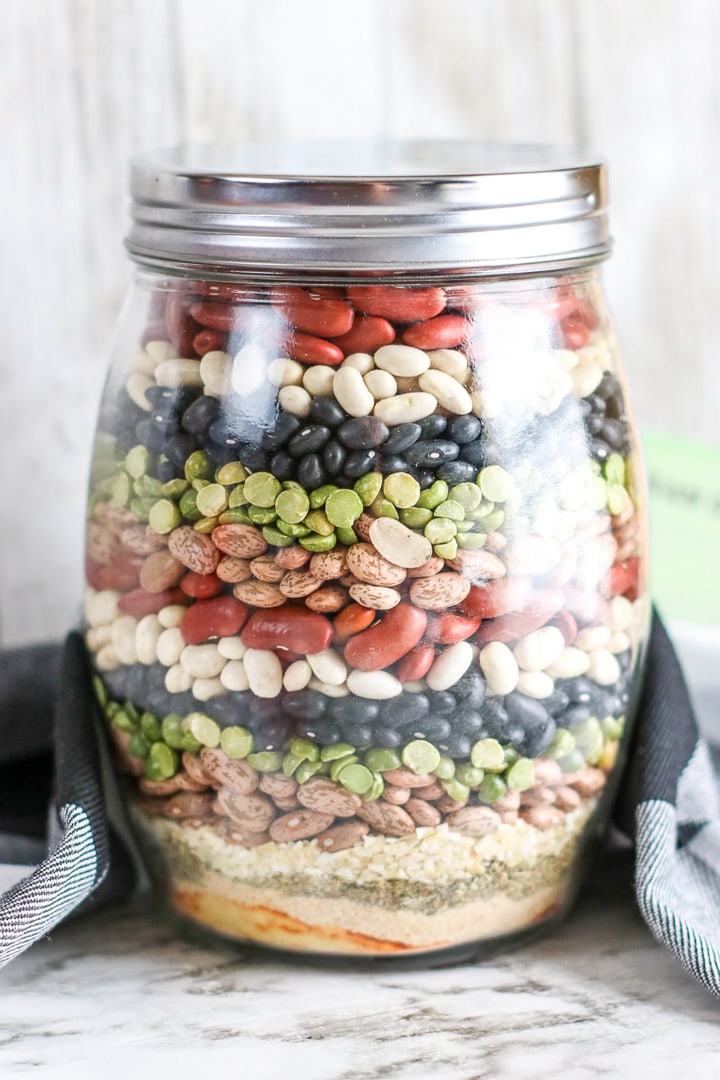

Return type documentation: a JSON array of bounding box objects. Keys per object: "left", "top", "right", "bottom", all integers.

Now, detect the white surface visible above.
[
  {"left": 2, "top": 872, "right": 719, "bottom": 1080},
  {"left": 2, "top": 0, "right": 720, "bottom": 643}
]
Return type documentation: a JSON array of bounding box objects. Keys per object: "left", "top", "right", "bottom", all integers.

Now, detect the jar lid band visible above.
[{"left": 126, "top": 140, "right": 610, "bottom": 276}]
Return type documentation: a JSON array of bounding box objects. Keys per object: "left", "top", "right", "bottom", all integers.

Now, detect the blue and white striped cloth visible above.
[{"left": 1, "top": 617, "right": 720, "bottom": 996}]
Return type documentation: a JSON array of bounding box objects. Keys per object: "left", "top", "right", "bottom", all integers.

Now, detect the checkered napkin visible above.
[{"left": 1, "top": 615, "right": 719, "bottom": 996}]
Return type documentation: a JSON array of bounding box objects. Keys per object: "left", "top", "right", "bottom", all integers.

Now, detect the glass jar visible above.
[{"left": 85, "top": 142, "right": 648, "bottom": 961}]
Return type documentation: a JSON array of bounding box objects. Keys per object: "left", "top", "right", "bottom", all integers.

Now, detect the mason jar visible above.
[{"left": 85, "top": 142, "right": 648, "bottom": 960}]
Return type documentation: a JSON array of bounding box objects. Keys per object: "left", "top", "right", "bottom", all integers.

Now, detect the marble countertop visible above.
[{"left": 2, "top": 850, "right": 719, "bottom": 1080}]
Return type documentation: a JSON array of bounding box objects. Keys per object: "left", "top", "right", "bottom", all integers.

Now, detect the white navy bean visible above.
[
  {"left": 374, "top": 344, "right": 430, "bottom": 377},
  {"left": 165, "top": 663, "right": 192, "bottom": 694},
  {"left": 587, "top": 648, "right": 621, "bottom": 686},
  {"left": 426, "top": 641, "right": 474, "bottom": 692},
  {"left": 479, "top": 641, "right": 519, "bottom": 696},
  {"left": 199, "top": 350, "right": 231, "bottom": 396},
  {"left": 145, "top": 340, "right": 177, "bottom": 364},
  {"left": 125, "top": 372, "right": 154, "bottom": 411},
  {"left": 180, "top": 643, "right": 225, "bottom": 679},
  {"left": 283, "top": 659, "right": 313, "bottom": 692},
  {"left": 155, "top": 358, "right": 203, "bottom": 388},
  {"left": 192, "top": 677, "right": 225, "bottom": 701},
  {"left": 363, "top": 369, "right": 397, "bottom": 400},
  {"left": 347, "top": 669, "right": 403, "bottom": 699},
  {"left": 308, "top": 679, "right": 350, "bottom": 698},
  {"left": 546, "top": 647, "right": 591, "bottom": 679},
  {"left": 302, "top": 365, "right": 336, "bottom": 396},
  {"left": 156, "top": 626, "right": 185, "bottom": 667},
  {"left": 130, "top": 349, "right": 158, "bottom": 376},
  {"left": 95, "top": 644, "right": 120, "bottom": 671},
  {"left": 220, "top": 659, "right": 250, "bottom": 692},
  {"left": 575, "top": 625, "right": 612, "bottom": 651},
  {"left": 373, "top": 392, "right": 437, "bottom": 426},
  {"left": 85, "top": 625, "right": 112, "bottom": 651},
  {"left": 428, "top": 348, "right": 469, "bottom": 382},
  {"left": 609, "top": 596, "right": 634, "bottom": 633},
  {"left": 266, "top": 357, "right": 304, "bottom": 387},
  {"left": 243, "top": 648, "right": 283, "bottom": 698},
  {"left": 516, "top": 670, "right": 555, "bottom": 699},
  {"left": 332, "top": 366, "right": 375, "bottom": 417},
  {"left": 341, "top": 352, "right": 374, "bottom": 375},
  {"left": 135, "top": 614, "right": 162, "bottom": 665},
  {"left": 217, "top": 636, "right": 247, "bottom": 660},
  {"left": 307, "top": 648, "right": 347, "bottom": 687},
  {"left": 158, "top": 604, "right": 187, "bottom": 629},
  {"left": 231, "top": 344, "right": 267, "bottom": 395},
  {"left": 513, "top": 627, "right": 566, "bottom": 672},
  {"left": 418, "top": 369, "right": 472, "bottom": 414},
  {"left": 607, "top": 631, "right": 631, "bottom": 654},
  {"left": 85, "top": 588, "right": 120, "bottom": 628},
  {"left": 111, "top": 615, "right": 138, "bottom": 665},
  {"left": 278, "top": 384, "right": 312, "bottom": 417}
]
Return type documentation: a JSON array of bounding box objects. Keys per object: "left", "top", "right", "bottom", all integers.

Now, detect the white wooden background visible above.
[{"left": 2, "top": 0, "right": 719, "bottom": 644}]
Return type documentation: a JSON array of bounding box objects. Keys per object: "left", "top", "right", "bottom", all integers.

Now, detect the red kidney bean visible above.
[
  {"left": 118, "top": 587, "right": 187, "bottom": 618},
  {"left": 331, "top": 314, "right": 396, "bottom": 355},
  {"left": 401, "top": 314, "right": 472, "bottom": 350},
  {"left": 310, "top": 286, "right": 346, "bottom": 299},
  {"left": 189, "top": 301, "right": 244, "bottom": 332},
  {"left": 241, "top": 608, "right": 333, "bottom": 655},
  {"left": 271, "top": 286, "right": 354, "bottom": 338},
  {"left": 472, "top": 590, "right": 564, "bottom": 644},
  {"left": 344, "top": 603, "right": 427, "bottom": 672},
  {"left": 189, "top": 281, "right": 262, "bottom": 303},
  {"left": 607, "top": 557, "right": 640, "bottom": 601},
  {"left": 424, "top": 612, "right": 481, "bottom": 644},
  {"left": 180, "top": 572, "right": 224, "bottom": 599},
  {"left": 552, "top": 293, "right": 598, "bottom": 330},
  {"left": 97, "top": 547, "right": 145, "bottom": 591},
  {"left": 332, "top": 603, "right": 377, "bottom": 643},
  {"left": 193, "top": 328, "right": 227, "bottom": 356},
  {"left": 459, "top": 576, "right": 533, "bottom": 620},
  {"left": 286, "top": 332, "right": 344, "bottom": 366},
  {"left": 547, "top": 609, "right": 578, "bottom": 645},
  {"left": 165, "top": 291, "right": 200, "bottom": 356},
  {"left": 347, "top": 285, "right": 446, "bottom": 323},
  {"left": 181, "top": 596, "right": 248, "bottom": 645},
  {"left": 396, "top": 643, "right": 436, "bottom": 682},
  {"left": 85, "top": 557, "right": 106, "bottom": 592},
  {"left": 561, "top": 317, "right": 590, "bottom": 350}
]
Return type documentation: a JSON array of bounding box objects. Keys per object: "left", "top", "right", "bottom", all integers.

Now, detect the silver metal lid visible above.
[{"left": 126, "top": 140, "right": 609, "bottom": 277}]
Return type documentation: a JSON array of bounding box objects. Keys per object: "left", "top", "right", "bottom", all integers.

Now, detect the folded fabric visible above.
[{"left": 1, "top": 613, "right": 719, "bottom": 996}]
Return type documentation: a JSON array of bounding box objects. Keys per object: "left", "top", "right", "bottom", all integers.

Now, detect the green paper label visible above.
[{"left": 645, "top": 430, "right": 720, "bottom": 625}]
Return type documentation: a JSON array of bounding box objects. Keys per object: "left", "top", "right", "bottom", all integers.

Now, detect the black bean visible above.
[
  {"left": 601, "top": 419, "right": 625, "bottom": 449},
  {"left": 402, "top": 439, "right": 460, "bottom": 468},
  {"left": 585, "top": 393, "right": 605, "bottom": 415},
  {"left": 448, "top": 415, "right": 483, "bottom": 444},
  {"left": 371, "top": 725, "right": 404, "bottom": 749},
  {"left": 544, "top": 689, "right": 571, "bottom": 717},
  {"left": 270, "top": 451, "right": 297, "bottom": 481},
  {"left": 306, "top": 718, "right": 342, "bottom": 744},
  {"left": 590, "top": 438, "right": 610, "bottom": 462},
  {"left": 203, "top": 442, "right": 236, "bottom": 468},
  {"left": 323, "top": 440, "right": 346, "bottom": 475},
  {"left": 436, "top": 461, "right": 477, "bottom": 484},
  {"left": 135, "top": 418, "right": 169, "bottom": 452},
  {"left": 414, "top": 469, "right": 435, "bottom": 490},
  {"left": 443, "top": 732, "right": 472, "bottom": 758},
  {"left": 412, "top": 716, "right": 452, "bottom": 741},
  {"left": 310, "top": 396, "right": 347, "bottom": 428},
  {"left": 144, "top": 385, "right": 197, "bottom": 412},
  {"left": 208, "top": 418, "right": 242, "bottom": 447},
  {"left": 330, "top": 695, "right": 380, "bottom": 723},
  {"left": 337, "top": 417, "right": 389, "bottom": 450},
  {"left": 383, "top": 423, "right": 422, "bottom": 454},
  {"left": 238, "top": 445, "right": 270, "bottom": 472},
  {"left": 592, "top": 691, "right": 623, "bottom": 717},
  {"left": 281, "top": 689, "right": 328, "bottom": 721},
  {"left": 262, "top": 410, "right": 302, "bottom": 450},
  {"left": 585, "top": 416, "right": 605, "bottom": 436},
  {"left": 205, "top": 694, "right": 249, "bottom": 726},
  {"left": 380, "top": 693, "right": 430, "bottom": 727},
  {"left": 379, "top": 455, "right": 409, "bottom": 473},
  {"left": 453, "top": 669, "right": 486, "bottom": 707},
  {"left": 557, "top": 704, "right": 591, "bottom": 728},
  {"left": 164, "top": 432, "right": 198, "bottom": 468},
  {"left": 248, "top": 697, "right": 282, "bottom": 724},
  {"left": 156, "top": 458, "right": 178, "bottom": 483},
  {"left": 344, "top": 449, "right": 377, "bottom": 478},
  {"left": 426, "top": 690, "right": 457, "bottom": 716},
  {"left": 417, "top": 415, "right": 447, "bottom": 438},
  {"left": 297, "top": 453, "right": 326, "bottom": 489},
  {"left": 596, "top": 372, "right": 620, "bottom": 400},
  {"left": 255, "top": 718, "right": 294, "bottom": 751},
  {"left": 505, "top": 693, "right": 556, "bottom": 757},
  {"left": 460, "top": 440, "right": 487, "bottom": 467},
  {"left": 340, "top": 721, "right": 374, "bottom": 746},
  {"left": 126, "top": 664, "right": 148, "bottom": 702},
  {"left": 182, "top": 395, "right": 220, "bottom": 435},
  {"left": 148, "top": 411, "right": 179, "bottom": 435},
  {"left": 557, "top": 676, "right": 595, "bottom": 705},
  {"left": 288, "top": 424, "right": 332, "bottom": 457},
  {"left": 453, "top": 709, "right": 486, "bottom": 736}
]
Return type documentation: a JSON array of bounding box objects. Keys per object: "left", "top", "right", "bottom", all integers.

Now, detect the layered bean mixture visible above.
[{"left": 85, "top": 278, "right": 646, "bottom": 955}]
